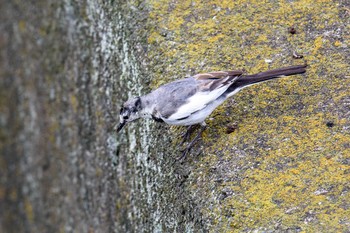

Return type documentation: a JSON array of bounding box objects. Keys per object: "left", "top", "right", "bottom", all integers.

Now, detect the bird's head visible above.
[{"left": 117, "top": 97, "right": 142, "bottom": 132}]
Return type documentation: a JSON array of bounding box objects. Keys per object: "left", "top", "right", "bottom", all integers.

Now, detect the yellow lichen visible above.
[
  {"left": 334, "top": 41, "right": 342, "bottom": 47},
  {"left": 313, "top": 36, "right": 324, "bottom": 54},
  {"left": 18, "top": 20, "right": 26, "bottom": 32},
  {"left": 148, "top": 0, "right": 350, "bottom": 231},
  {"left": 24, "top": 198, "right": 34, "bottom": 223}
]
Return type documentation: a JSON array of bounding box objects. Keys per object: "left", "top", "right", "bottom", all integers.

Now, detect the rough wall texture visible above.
[
  {"left": 148, "top": 0, "right": 350, "bottom": 232},
  {"left": 1, "top": 0, "right": 349, "bottom": 233},
  {"left": 1, "top": 0, "right": 200, "bottom": 232}
]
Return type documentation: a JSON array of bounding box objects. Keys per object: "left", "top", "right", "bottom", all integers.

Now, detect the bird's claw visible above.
[{"left": 178, "top": 124, "right": 206, "bottom": 161}]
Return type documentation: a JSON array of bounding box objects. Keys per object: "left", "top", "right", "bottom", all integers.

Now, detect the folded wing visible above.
[{"left": 161, "top": 70, "right": 242, "bottom": 121}]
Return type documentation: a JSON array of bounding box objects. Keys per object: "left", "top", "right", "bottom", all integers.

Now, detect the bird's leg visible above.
[
  {"left": 180, "top": 125, "right": 198, "bottom": 145},
  {"left": 179, "top": 122, "right": 207, "bottom": 160}
]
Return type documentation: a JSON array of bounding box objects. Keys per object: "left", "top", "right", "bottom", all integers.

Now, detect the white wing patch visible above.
[{"left": 167, "top": 84, "right": 230, "bottom": 121}]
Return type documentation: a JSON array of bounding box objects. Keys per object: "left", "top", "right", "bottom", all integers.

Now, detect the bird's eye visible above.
[{"left": 123, "top": 115, "right": 129, "bottom": 120}]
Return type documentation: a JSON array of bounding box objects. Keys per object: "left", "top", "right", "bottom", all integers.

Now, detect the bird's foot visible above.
[
  {"left": 180, "top": 125, "right": 198, "bottom": 145},
  {"left": 178, "top": 123, "right": 206, "bottom": 161}
]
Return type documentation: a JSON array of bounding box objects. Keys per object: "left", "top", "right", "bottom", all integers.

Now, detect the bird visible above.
[{"left": 117, "top": 64, "right": 307, "bottom": 157}]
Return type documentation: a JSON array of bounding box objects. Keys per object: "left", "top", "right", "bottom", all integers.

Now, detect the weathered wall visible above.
[
  {"left": 0, "top": 0, "right": 202, "bottom": 232},
  {"left": 147, "top": 0, "right": 350, "bottom": 232},
  {"left": 1, "top": 0, "right": 350, "bottom": 232}
]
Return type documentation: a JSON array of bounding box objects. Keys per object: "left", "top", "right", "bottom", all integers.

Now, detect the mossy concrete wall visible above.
[
  {"left": 148, "top": 0, "right": 350, "bottom": 232},
  {"left": 1, "top": 0, "right": 349, "bottom": 232},
  {"left": 0, "top": 0, "right": 194, "bottom": 232}
]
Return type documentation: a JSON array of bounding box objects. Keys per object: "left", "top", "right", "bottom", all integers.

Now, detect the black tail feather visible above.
[{"left": 226, "top": 65, "right": 307, "bottom": 95}]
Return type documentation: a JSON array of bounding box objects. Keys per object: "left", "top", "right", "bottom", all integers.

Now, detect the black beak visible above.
[{"left": 116, "top": 121, "right": 126, "bottom": 133}]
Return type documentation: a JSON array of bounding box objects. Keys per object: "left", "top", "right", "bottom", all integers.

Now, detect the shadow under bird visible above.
[{"left": 117, "top": 65, "right": 307, "bottom": 157}]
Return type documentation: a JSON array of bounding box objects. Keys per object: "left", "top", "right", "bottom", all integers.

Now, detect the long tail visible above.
[{"left": 226, "top": 65, "right": 307, "bottom": 96}]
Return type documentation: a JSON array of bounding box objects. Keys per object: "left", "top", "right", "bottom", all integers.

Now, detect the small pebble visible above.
[{"left": 288, "top": 27, "right": 297, "bottom": 34}]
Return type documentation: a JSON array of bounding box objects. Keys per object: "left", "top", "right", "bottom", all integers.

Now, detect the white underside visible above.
[{"left": 163, "top": 88, "right": 242, "bottom": 126}]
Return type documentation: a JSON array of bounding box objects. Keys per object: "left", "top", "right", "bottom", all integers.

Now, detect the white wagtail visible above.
[{"left": 117, "top": 65, "right": 307, "bottom": 156}]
